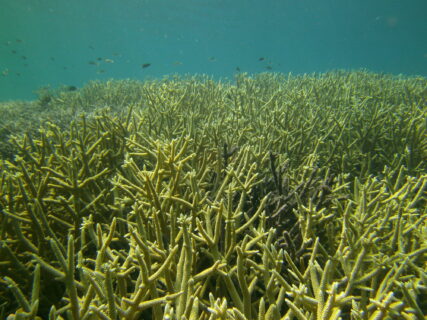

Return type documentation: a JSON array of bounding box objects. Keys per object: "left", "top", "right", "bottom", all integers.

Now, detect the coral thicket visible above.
[{"left": 0, "top": 71, "right": 426, "bottom": 319}]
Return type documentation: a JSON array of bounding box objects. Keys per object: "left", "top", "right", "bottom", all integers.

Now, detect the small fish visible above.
[
  {"left": 96, "top": 57, "right": 103, "bottom": 61},
  {"left": 16, "top": 39, "right": 23, "bottom": 43},
  {"left": 173, "top": 61, "right": 183, "bottom": 66},
  {"left": 141, "top": 63, "right": 151, "bottom": 69},
  {"left": 2, "top": 69, "right": 9, "bottom": 76},
  {"left": 104, "top": 58, "right": 114, "bottom": 63},
  {"left": 97, "top": 69, "right": 106, "bottom": 74},
  {"left": 235, "top": 66, "right": 241, "bottom": 72},
  {"left": 208, "top": 56, "right": 216, "bottom": 62},
  {"left": 265, "top": 65, "right": 272, "bottom": 70},
  {"left": 66, "top": 85, "right": 77, "bottom": 91},
  {"left": 258, "top": 57, "right": 265, "bottom": 61},
  {"left": 88, "top": 61, "right": 98, "bottom": 65},
  {"left": 21, "top": 56, "right": 27, "bottom": 60},
  {"left": 11, "top": 50, "right": 17, "bottom": 54}
]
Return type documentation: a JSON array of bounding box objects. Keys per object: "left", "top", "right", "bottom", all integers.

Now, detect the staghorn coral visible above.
[{"left": 0, "top": 70, "right": 426, "bottom": 319}]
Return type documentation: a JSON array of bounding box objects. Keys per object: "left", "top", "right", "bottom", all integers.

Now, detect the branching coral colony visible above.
[{"left": 0, "top": 71, "right": 426, "bottom": 319}]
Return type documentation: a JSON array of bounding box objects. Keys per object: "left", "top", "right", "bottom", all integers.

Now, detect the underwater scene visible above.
[{"left": 1, "top": 0, "right": 427, "bottom": 319}]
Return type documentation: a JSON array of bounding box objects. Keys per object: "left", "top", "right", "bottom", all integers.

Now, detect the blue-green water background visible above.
[{"left": 1, "top": 0, "right": 426, "bottom": 100}]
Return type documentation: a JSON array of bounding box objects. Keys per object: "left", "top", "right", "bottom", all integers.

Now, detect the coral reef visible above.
[{"left": 0, "top": 71, "right": 426, "bottom": 319}]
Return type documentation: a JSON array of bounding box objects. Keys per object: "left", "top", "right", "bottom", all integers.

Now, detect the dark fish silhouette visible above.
[
  {"left": 141, "top": 63, "right": 151, "bottom": 69},
  {"left": 258, "top": 57, "right": 265, "bottom": 61}
]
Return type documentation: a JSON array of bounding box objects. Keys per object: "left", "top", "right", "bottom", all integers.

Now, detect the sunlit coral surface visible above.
[{"left": 0, "top": 71, "right": 426, "bottom": 319}]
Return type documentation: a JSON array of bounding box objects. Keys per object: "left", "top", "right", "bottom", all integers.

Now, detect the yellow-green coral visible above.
[{"left": 0, "top": 70, "right": 426, "bottom": 319}]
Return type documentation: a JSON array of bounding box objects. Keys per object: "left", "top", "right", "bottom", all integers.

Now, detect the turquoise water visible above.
[{"left": 1, "top": 0, "right": 426, "bottom": 100}]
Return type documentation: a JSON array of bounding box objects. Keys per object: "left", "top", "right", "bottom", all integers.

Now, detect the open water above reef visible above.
[{"left": 1, "top": 0, "right": 427, "bottom": 100}]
